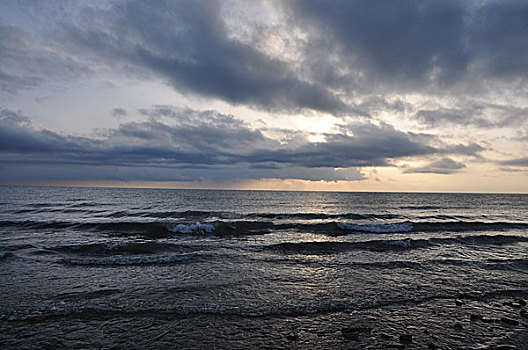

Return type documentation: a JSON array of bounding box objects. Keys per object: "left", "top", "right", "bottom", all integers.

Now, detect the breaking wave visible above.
[
  {"left": 337, "top": 221, "right": 413, "bottom": 233},
  {"left": 169, "top": 222, "right": 215, "bottom": 234},
  {"left": 1, "top": 218, "right": 527, "bottom": 237},
  {"left": 267, "top": 234, "right": 528, "bottom": 254}
]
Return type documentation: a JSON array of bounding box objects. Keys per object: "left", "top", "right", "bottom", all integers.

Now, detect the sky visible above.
[{"left": 0, "top": 0, "right": 527, "bottom": 192}]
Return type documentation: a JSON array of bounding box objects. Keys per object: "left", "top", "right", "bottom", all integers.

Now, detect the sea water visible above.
[{"left": 1, "top": 186, "right": 527, "bottom": 348}]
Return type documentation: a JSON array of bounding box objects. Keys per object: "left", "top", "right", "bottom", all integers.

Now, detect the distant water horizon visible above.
[
  {"left": 1, "top": 186, "right": 527, "bottom": 348},
  {"left": 2, "top": 183, "right": 527, "bottom": 195}
]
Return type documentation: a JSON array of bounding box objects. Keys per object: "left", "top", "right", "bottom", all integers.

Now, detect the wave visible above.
[
  {"left": 399, "top": 205, "right": 445, "bottom": 210},
  {"left": 62, "top": 254, "right": 193, "bottom": 266},
  {"left": 68, "top": 202, "right": 108, "bottom": 208},
  {"left": 53, "top": 289, "right": 122, "bottom": 300},
  {"left": 2, "top": 219, "right": 527, "bottom": 236},
  {"left": 337, "top": 221, "right": 528, "bottom": 233},
  {"left": 2, "top": 243, "right": 37, "bottom": 251},
  {"left": 483, "top": 257, "right": 528, "bottom": 272},
  {"left": 169, "top": 222, "right": 215, "bottom": 234},
  {"left": 0, "top": 220, "right": 80, "bottom": 230},
  {"left": 337, "top": 221, "right": 413, "bottom": 233},
  {"left": 145, "top": 210, "right": 230, "bottom": 219},
  {"left": 247, "top": 212, "right": 403, "bottom": 220},
  {"left": 26, "top": 202, "right": 65, "bottom": 208},
  {"left": 267, "top": 234, "right": 528, "bottom": 254},
  {"left": 91, "top": 211, "right": 404, "bottom": 220},
  {"left": 412, "top": 221, "right": 528, "bottom": 232},
  {"left": 49, "top": 241, "right": 186, "bottom": 255}
]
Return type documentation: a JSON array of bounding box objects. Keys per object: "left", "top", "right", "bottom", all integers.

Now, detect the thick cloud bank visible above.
[
  {"left": 3, "top": 1, "right": 528, "bottom": 111},
  {"left": 0, "top": 108, "right": 480, "bottom": 182}
]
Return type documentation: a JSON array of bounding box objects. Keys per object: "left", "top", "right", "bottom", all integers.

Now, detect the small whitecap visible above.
[
  {"left": 337, "top": 221, "right": 413, "bottom": 233},
  {"left": 169, "top": 222, "right": 215, "bottom": 234}
]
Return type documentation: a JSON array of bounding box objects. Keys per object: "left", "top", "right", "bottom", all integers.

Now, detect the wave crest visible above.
[
  {"left": 267, "top": 234, "right": 528, "bottom": 254},
  {"left": 169, "top": 222, "right": 215, "bottom": 234},
  {"left": 337, "top": 221, "right": 413, "bottom": 233}
]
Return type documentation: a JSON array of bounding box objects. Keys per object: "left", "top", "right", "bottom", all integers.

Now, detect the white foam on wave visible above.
[
  {"left": 337, "top": 221, "right": 413, "bottom": 233},
  {"left": 169, "top": 222, "right": 215, "bottom": 234},
  {"left": 386, "top": 239, "right": 412, "bottom": 248}
]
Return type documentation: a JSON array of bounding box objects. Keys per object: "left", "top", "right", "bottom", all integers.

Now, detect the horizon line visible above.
[{"left": 1, "top": 183, "right": 526, "bottom": 195}]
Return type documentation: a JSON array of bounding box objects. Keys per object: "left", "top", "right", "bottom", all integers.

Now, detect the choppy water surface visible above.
[{"left": 1, "top": 186, "right": 527, "bottom": 349}]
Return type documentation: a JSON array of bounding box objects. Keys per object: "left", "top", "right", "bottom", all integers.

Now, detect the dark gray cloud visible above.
[
  {"left": 111, "top": 108, "right": 127, "bottom": 118},
  {"left": 291, "top": 0, "right": 528, "bottom": 93},
  {"left": 3, "top": 1, "right": 528, "bottom": 117},
  {"left": 292, "top": 0, "right": 468, "bottom": 89},
  {"left": 404, "top": 157, "right": 466, "bottom": 174},
  {"left": 414, "top": 103, "right": 528, "bottom": 128},
  {"left": 500, "top": 157, "right": 528, "bottom": 167},
  {"left": 0, "top": 107, "right": 480, "bottom": 182},
  {"left": 54, "top": 0, "right": 348, "bottom": 114},
  {"left": 471, "top": 0, "right": 528, "bottom": 79},
  {"left": 415, "top": 107, "right": 487, "bottom": 127}
]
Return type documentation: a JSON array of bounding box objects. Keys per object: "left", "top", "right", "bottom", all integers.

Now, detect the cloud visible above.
[
  {"left": 471, "top": 0, "right": 528, "bottom": 79},
  {"left": 500, "top": 157, "right": 528, "bottom": 167},
  {"left": 111, "top": 108, "right": 127, "bottom": 118},
  {"left": 414, "top": 103, "right": 528, "bottom": 128},
  {"left": 290, "top": 0, "right": 528, "bottom": 93},
  {"left": 0, "top": 106, "right": 479, "bottom": 182},
  {"left": 3, "top": 1, "right": 528, "bottom": 118},
  {"left": 292, "top": 0, "right": 469, "bottom": 88},
  {"left": 404, "top": 157, "right": 466, "bottom": 174},
  {"left": 499, "top": 167, "right": 525, "bottom": 173},
  {"left": 250, "top": 123, "right": 438, "bottom": 168},
  {"left": 0, "top": 24, "right": 92, "bottom": 93},
  {"left": 0, "top": 1, "right": 523, "bottom": 189},
  {"left": 438, "top": 143, "right": 484, "bottom": 157},
  {"left": 50, "top": 0, "right": 349, "bottom": 115}
]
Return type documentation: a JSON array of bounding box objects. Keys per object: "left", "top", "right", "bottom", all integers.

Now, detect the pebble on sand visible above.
[
  {"left": 285, "top": 333, "right": 299, "bottom": 341},
  {"left": 398, "top": 334, "right": 413, "bottom": 344},
  {"left": 470, "top": 313, "right": 483, "bottom": 321},
  {"left": 341, "top": 326, "right": 372, "bottom": 340},
  {"left": 500, "top": 317, "right": 519, "bottom": 326}
]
